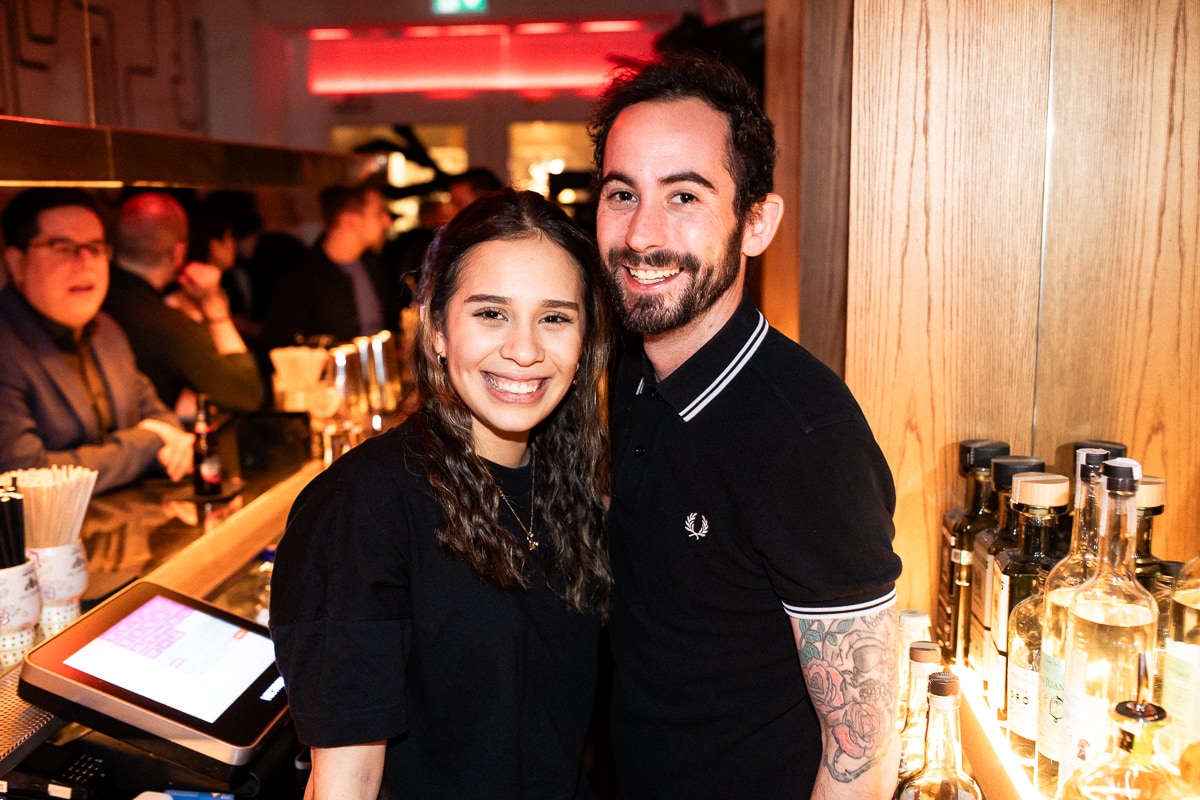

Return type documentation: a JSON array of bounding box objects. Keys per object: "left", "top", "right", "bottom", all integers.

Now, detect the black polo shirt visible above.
[{"left": 607, "top": 296, "right": 901, "bottom": 799}]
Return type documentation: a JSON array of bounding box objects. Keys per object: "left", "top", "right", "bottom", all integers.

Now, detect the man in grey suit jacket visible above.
[{"left": 0, "top": 188, "right": 193, "bottom": 494}]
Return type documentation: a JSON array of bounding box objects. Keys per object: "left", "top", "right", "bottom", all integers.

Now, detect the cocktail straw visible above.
[{"left": 0, "top": 467, "right": 98, "bottom": 549}]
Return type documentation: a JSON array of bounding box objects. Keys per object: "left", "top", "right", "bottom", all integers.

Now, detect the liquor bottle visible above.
[
  {"left": 1158, "top": 550, "right": 1200, "bottom": 765},
  {"left": 970, "top": 455, "right": 1043, "bottom": 698},
  {"left": 1053, "top": 440, "right": 1127, "bottom": 559},
  {"left": 1059, "top": 654, "right": 1189, "bottom": 800},
  {"left": 1036, "top": 446, "right": 1109, "bottom": 797},
  {"left": 1151, "top": 560, "right": 1184, "bottom": 703},
  {"left": 1058, "top": 458, "right": 1158, "bottom": 789},
  {"left": 1134, "top": 475, "right": 1166, "bottom": 592},
  {"left": 1007, "top": 563, "right": 1050, "bottom": 767},
  {"left": 937, "top": 439, "right": 1009, "bottom": 667},
  {"left": 990, "top": 473, "right": 1068, "bottom": 723},
  {"left": 898, "top": 640, "right": 944, "bottom": 778},
  {"left": 892, "top": 672, "right": 982, "bottom": 800},
  {"left": 897, "top": 609, "right": 934, "bottom": 731},
  {"left": 192, "top": 395, "right": 223, "bottom": 496}
]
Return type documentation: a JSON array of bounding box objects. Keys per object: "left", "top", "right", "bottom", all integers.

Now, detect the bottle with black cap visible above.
[
  {"left": 192, "top": 394, "right": 223, "bottom": 497},
  {"left": 893, "top": 671, "right": 982, "bottom": 800},
  {"left": 1059, "top": 457, "right": 1159, "bottom": 787},
  {"left": 1054, "top": 440, "right": 1127, "bottom": 557},
  {"left": 936, "top": 439, "right": 1009, "bottom": 666},
  {"left": 970, "top": 454, "right": 1043, "bottom": 699},
  {"left": 1059, "top": 653, "right": 1188, "bottom": 800},
  {"left": 1036, "top": 446, "right": 1111, "bottom": 797}
]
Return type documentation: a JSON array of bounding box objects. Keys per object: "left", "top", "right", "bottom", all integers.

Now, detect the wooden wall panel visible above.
[
  {"left": 764, "top": 0, "right": 854, "bottom": 374},
  {"left": 1035, "top": 0, "right": 1200, "bottom": 562},
  {"left": 763, "top": 0, "right": 803, "bottom": 343},
  {"left": 846, "top": 1, "right": 1053, "bottom": 612}
]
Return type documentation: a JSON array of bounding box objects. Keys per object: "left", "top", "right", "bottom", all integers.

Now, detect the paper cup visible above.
[
  {"left": 0, "top": 559, "right": 41, "bottom": 666},
  {"left": 29, "top": 541, "right": 89, "bottom": 637}
]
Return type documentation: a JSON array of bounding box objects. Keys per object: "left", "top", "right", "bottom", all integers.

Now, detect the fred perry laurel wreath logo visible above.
[{"left": 684, "top": 513, "right": 709, "bottom": 540}]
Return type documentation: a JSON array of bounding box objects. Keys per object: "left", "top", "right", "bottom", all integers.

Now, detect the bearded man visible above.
[{"left": 592, "top": 53, "right": 903, "bottom": 800}]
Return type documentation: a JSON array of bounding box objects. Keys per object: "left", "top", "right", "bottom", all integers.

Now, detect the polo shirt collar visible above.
[{"left": 636, "top": 295, "right": 769, "bottom": 422}]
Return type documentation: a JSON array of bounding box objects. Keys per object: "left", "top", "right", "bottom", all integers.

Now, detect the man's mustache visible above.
[{"left": 606, "top": 247, "right": 702, "bottom": 273}]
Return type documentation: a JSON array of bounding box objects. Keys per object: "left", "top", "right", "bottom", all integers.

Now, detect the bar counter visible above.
[{"left": 0, "top": 412, "right": 323, "bottom": 795}]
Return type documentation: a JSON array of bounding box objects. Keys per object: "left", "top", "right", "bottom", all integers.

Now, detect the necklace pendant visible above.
[{"left": 527, "top": 539, "right": 538, "bottom": 552}]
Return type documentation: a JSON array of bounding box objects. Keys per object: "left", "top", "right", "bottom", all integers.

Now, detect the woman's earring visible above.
[{"left": 438, "top": 354, "right": 447, "bottom": 367}]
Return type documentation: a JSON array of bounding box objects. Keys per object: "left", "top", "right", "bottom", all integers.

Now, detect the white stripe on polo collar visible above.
[
  {"left": 634, "top": 311, "right": 769, "bottom": 422},
  {"left": 679, "top": 311, "right": 768, "bottom": 421}
]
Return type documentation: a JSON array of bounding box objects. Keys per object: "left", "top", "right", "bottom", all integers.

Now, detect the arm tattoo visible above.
[{"left": 796, "top": 605, "right": 897, "bottom": 784}]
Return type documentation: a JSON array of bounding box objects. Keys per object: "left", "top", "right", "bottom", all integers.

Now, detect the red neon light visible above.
[
  {"left": 308, "top": 23, "right": 659, "bottom": 96},
  {"left": 514, "top": 22, "right": 570, "bottom": 35},
  {"left": 404, "top": 24, "right": 509, "bottom": 38},
  {"left": 580, "top": 20, "right": 644, "bottom": 33},
  {"left": 309, "top": 28, "right": 352, "bottom": 40}
]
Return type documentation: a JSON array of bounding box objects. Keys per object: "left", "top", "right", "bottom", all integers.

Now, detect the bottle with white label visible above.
[
  {"left": 1058, "top": 458, "right": 1158, "bottom": 791},
  {"left": 1158, "top": 549, "right": 1200, "bottom": 765},
  {"left": 991, "top": 473, "right": 1068, "bottom": 724},
  {"left": 1035, "top": 446, "right": 1109, "bottom": 797},
  {"left": 1008, "top": 563, "right": 1050, "bottom": 767},
  {"left": 1059, "top": 653, "right": 1189, "bottom": 800},
  {"left": 971, "top": 455, "right": 1042, "bottom": 701}
]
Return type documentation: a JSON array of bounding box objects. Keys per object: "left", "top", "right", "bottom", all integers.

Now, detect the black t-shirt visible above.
[
  {"left": 270, "top": 417, "right": 599, "bottom": 799},
  {"left": 607, "top": 298, "right": 901, "bottom": 799}
]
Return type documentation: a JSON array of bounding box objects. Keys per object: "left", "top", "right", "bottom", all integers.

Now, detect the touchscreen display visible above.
[{"left": 62, "top": 595, "right": 276, "bottom": 724}]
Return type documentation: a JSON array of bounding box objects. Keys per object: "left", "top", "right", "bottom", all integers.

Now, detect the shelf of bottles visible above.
[{"left": 919, "top": 439, "right": 1200, "bottom": 800}]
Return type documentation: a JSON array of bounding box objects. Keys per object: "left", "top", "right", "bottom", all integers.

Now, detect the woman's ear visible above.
[{"left": 740, "top": 193, "right": 785, "bottom": 259}]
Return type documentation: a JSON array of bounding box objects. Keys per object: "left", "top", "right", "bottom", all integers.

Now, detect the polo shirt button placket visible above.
[{"left": 634, "top": 446, "right": 647, "bottom": 456}]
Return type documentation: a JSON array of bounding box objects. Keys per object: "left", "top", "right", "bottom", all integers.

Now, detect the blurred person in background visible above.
[
  {"left": 259, "top": 184, "right": 400, "bottom": 356},
  {"left": 270, "top": 189, "right": 612, "bottom": 798},
  {"left": 186, "top": 196, "right": 254, "bottom": 338},
  {"left": 0, "top": 188, "right": 192, "bottom": 493},
  {"left": 102, "top": 191, "right": 263, "bottom": 420},
  {"left": 447, "top": 166, "right": 504, "bottom": 217}
]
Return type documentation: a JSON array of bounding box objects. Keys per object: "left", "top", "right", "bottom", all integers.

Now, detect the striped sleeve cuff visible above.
[{"left": 782, "top": 588, "right": 897, "bottom": 620}]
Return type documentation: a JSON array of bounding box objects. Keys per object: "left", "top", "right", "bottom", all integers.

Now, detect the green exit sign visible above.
[{"left": 432, "top": 0, "right": 487, "bottom": 12}]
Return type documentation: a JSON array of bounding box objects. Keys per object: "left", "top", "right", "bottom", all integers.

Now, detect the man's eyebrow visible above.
[
  {"left": 597, "top": 170, "right": 717, "bottom": 193},
  {"left": 661, "top": 171, "right": 717, "bottom": 192}
]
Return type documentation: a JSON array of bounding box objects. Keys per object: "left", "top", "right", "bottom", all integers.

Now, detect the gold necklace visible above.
[{"left": 495, "top": 454, "right": 537, "bottom": 551}]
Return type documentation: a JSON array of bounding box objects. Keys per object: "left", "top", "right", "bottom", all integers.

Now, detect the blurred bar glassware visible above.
[{"left": 329, "top": 343, "right": 368, "bottom": 446}]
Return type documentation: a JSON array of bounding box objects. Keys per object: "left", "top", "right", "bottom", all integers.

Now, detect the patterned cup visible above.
[
  {"left": 0, "top": 559, "right": 41, "bottom": 667},
  {"left": 29, "top": 541, "right": 89, "bottom": 638}
]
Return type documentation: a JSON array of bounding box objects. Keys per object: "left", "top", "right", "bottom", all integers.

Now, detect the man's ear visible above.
[
  {"left": 740, "top": 193, "right": 785, "bottom": 259},
  {"left": 172, "top": 240, "right": 188, "bottom": 269},
  {"left": 4, "top": 246, "right": 27, "bottom": 289}
]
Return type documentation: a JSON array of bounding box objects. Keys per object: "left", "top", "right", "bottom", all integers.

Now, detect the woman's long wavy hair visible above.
[{"left": 413, "top": 188, "right": 612, "bottom": 616}]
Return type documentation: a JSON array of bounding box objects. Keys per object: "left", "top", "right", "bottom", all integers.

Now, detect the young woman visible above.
[{"left": 270, "top": 189, "right": 612, "bottom": 799}]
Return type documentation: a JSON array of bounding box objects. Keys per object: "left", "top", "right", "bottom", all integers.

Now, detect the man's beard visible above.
[{"left": 603, "top": 224, "right": 744, "bottom": 335}]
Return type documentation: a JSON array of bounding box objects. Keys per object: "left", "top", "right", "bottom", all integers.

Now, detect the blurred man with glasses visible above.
[{"left": 0, "top": 187, "right": 193, "bottom": 493}]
